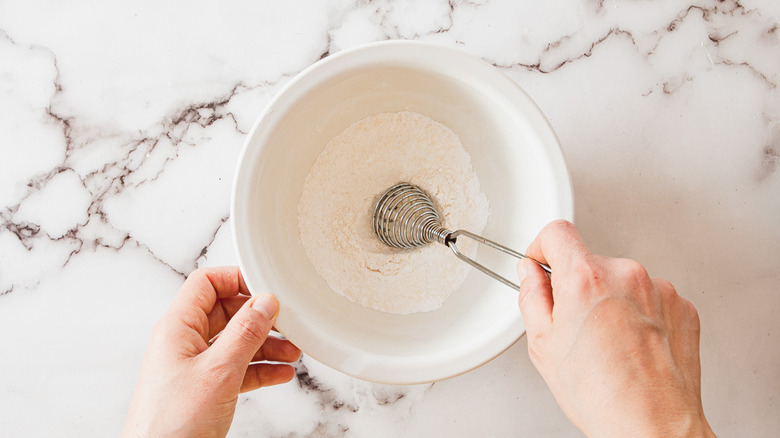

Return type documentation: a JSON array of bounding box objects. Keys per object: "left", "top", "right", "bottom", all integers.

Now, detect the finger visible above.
[
  {"left": 680, "top": 298, "right": 703, "bottom": 386},
  {"left": 206, "top": 295, "right": 251, "bottom": 340},
  {"left": 205, "top": 317, "right": 292, "bottom": 347},
  {"left": 172, "top": 266, "right": 250, "bottom": 316},
  {"left": 252, "top": 337, "right": 302, "bottom": 363},
  {"left": 240, "top": 363, "right": 297, "bottom": 393},
  {"left": 205, "top": 292, "right": 279, "bottom": 368},
  {"left": 221, "top": 294, "right": 252, "bottom": 317},
  {"left": 204, "top": 266, "right": 250, "bottom": 296},
  {"left": 526, "top": 220, "right": 589, "bottom": 270},
  {"left": 516, "top": 258, "right": 554, "bottom": 335},
  {"left": 654, "top": 279, "right": 701, "bottom": 376}
]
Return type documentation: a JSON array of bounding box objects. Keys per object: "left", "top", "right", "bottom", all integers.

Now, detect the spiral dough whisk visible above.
[{"left": 373, "top": 182, "right": 551, "bottom": 291}]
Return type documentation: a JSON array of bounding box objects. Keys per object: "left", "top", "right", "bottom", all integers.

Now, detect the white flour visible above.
[{"left": 297, "top": 111, "right": 489, "bottom": 314}]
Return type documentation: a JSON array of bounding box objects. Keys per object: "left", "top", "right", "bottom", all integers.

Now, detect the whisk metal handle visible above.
[{"left": 446, "top": 230, "right": 552, "bottom": 291}]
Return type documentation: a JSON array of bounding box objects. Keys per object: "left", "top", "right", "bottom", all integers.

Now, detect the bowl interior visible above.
[{"left": 233, "top": 43, "right": 572, "bottom": 383}]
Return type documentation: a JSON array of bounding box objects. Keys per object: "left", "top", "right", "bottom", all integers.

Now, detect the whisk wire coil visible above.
[{"left": 373, "top": 183, "right": 452, "bottom": 249}]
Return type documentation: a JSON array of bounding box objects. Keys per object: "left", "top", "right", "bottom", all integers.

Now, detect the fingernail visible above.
[
  {"left": 252, "top": 292, "right": 279, "bottom": 320},
  {"left": 516, "top": 260, "right": 527, "bottom": 284}
]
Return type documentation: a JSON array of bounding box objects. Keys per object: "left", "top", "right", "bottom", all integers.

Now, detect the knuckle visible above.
[
  {"left": 653, "top": 277, "right": 675, "bottom": 292},
  {"left": 569, "top": 256, "right": 604, "bottom": 289},
  {"left": 186, "top": 267, "right": 209, "bottom": 281},
  {"left": 620, "top": 258, "right": 649, "bottom": 280},
  {"left": 548, "top": 219, "right": 574, "bottom": 230},
  {"left": 543, "top": 219, "right": 576, "bottom": 239},
  {"left": 229, "top": 317, "right": 267, "bottom": 344},
  {"left": 614, "top": 258, "right": 654, "bottom": 290},
  {"left": 653, "top": 277, "right": 678, "bottom": 301},
  {"left": 183, "top": 268, "right": 212, "bottom": 294},
  {"left": 149, "top": 317, "right": 175, "bottom": 344},
  {"left": 683, "top": 298, "right": 700, "bottom": 325}
]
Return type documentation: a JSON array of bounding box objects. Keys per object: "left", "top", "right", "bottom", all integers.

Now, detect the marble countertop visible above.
[{"left": 1, "top": 1, "right": 779, "bottom": 436}]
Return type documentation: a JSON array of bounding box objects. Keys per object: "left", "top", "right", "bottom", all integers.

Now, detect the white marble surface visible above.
[{"left": 1, "top": 0, "right": 779, "bottom": 436}]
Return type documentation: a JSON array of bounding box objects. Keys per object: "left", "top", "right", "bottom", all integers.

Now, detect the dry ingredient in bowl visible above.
[{"left": 297, "top": 111, "right": 489, "bottom": 314}]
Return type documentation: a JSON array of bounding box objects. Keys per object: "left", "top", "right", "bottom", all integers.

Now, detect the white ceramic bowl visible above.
[{"left": 232, "top": 41, "right": 573, "bottom": 384}]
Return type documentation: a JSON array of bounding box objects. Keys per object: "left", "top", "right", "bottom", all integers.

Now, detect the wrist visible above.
[
  {"left": 590, "top": 411, "right": 715, "bottom": 438},
  {"left": 663, "top": 412, "right": 715, "bottom": 438},
  {"left": 581, "top": 392, "right": 714, "bottom": 438}
]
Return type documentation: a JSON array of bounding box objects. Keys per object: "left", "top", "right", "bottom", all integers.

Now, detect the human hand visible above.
[
  {"left": 122, "top": 267, "right": 301, "bottom": 438},
  {"left": 516, "top": 221, "right": 715, "bottom": 438}
]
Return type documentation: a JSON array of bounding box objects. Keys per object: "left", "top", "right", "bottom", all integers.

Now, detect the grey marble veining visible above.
[{"left": 1, "top": 1, "right": 779, "bottom": 437}]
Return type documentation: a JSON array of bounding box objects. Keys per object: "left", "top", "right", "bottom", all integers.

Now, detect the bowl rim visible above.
[{"left": 231, "top": 40, "right": 573, "bottom": 384}]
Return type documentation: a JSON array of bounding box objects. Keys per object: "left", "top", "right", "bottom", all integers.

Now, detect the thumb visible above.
[
  {"left": 208, "top": 292, "right": 279, "bottom": 368},
  {"left": 516, "top": 258, "right": 553, "bottom": 334}
]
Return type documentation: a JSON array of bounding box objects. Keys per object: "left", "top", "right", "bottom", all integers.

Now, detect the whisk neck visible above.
[{"left": 424, "top": 224, "right": 453, "bottom": 246}]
